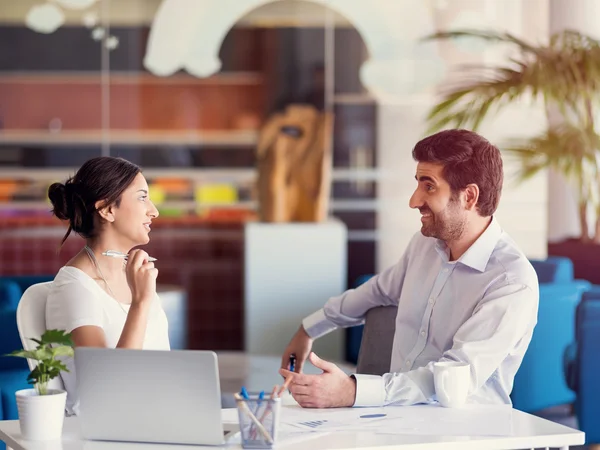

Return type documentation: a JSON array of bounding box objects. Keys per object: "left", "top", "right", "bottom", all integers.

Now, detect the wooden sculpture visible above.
[{"left": 256, "top": 104, "right": 333, "bottom": 223}]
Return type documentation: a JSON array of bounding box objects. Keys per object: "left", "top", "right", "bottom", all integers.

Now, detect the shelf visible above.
[
  {"left": 0, "top": 167, "right": 381, "bottom": 182},
  {"left": 0, "top": 130, "right": 259, "bottom": 147},
  {"left": 0, "top": 71, "right": 264, "bottom": 85},
  {"left": 0, "top": 199, "right": 380, "bottom": 211},
  {"left": 0, "top": 167, "right": 256, "bottom": 180},
  {"left": 334, "top": 93, "right": 377, "bottom": 105},
  {"left": 0, "top": 200, "right": 257, "bottom": 211}
]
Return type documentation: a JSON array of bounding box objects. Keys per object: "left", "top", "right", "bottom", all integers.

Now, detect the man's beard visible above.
[{"left": 419, "top": 200, "right": 466, "bottom": 242}]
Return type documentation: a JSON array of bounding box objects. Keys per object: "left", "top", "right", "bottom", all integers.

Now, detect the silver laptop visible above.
[{"left": 75, "top": 348, "right": 237, "bottom": 446}]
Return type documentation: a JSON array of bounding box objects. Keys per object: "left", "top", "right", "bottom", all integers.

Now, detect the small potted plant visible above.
[{"left": 7, "top": 329, "right": 74, "bottom": 440}]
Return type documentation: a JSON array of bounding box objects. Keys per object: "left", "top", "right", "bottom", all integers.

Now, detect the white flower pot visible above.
[{"left": 15, "top": 388, "right": 67, "bottom": 440}]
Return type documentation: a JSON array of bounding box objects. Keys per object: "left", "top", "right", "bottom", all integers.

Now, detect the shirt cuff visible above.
[
  {"left": 352, "top": 374, "right": 386, "bottom": 407},
  {"left": 302, "top": 309, "right": 338, "bottom": 339}
]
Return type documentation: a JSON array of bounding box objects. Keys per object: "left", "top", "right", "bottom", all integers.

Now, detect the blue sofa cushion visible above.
[
  {"left": 529, "top": 256, "right": 574, "bottom": 283},
  {"left": 577, "top": 293, "right": 600, "bottom": 442},
  {"left": 0, "top": 370, "right": 29, "bottom": 421},
  {"left": 0, "top": 309, "right": 28, "bottom": 372},
  {"left": 0, "top": 308, "right": 30, "bottom": 422},
  {"left": 511, "top": 281, "right": 589, "bottom": 412},
  {"left": 0, "top": 281, "right": 22, "bottom": 311},
  {"left": 9, "top": 275, "right": 53, "bottom": 293},
  {"left": 566, "top": 287, "right": 600, "bottom": 397}
]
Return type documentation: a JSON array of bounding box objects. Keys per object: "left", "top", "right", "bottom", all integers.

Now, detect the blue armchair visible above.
[
  {"left": 529, "top": 256, "right": 575, "bottom": 284},
  {"left": 510, "top": 280, "right": 589, "bottom": 412},
  {"left": 0, "top": 277, "right": 53, "bottom": 424},
  {"left": 0, "top": 308, "right": 30, "bottom": 413},
  {"left": 563, "top": 287, "right": 600, "bottom": 445},
  {"left": 0, "top": 309, "right": 30, "bottom": 450},
  {"left": 510, "top": 256, "right": 592, "bottom": 412}
]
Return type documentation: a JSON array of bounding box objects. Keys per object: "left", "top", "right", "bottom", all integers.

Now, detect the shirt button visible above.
[
  {"left": 406, "top": 359, "right": 411, "bottom": 365},
  {"left": 421, "top": 330, "right": 426, "bottom": 337},
  {"left": 443, "top": 268, "right": 449, "bottom": 273},
  {"left": 429, "top": 297, "right": 434, "bottom": 304}
]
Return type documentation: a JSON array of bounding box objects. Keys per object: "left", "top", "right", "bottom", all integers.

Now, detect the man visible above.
[{"left": 279, "top": 129, "right": 539, "bottom": 408}]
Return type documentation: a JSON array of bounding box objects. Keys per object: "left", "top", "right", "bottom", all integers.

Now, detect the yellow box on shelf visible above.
[
  {"left": 195, "top": 183, "right": 238, "bottom": 204},
  {"left": 149, "top": 184, "right": 183, "bottom": 217},
  {"left": 148, "top": 185, "right": 167, "bottom": 205},
  {"left": 194, "top": 183, "right": 238, "bottom": 217}
]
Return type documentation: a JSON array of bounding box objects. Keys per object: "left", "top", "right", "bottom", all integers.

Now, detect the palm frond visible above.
[
  {"left": 426, "top": 30, "right": 600, "bottom": 132},
  {"left": 503, "top": 124, "right": 600, "bottom": 203},
  {"left": 426, "top": 67, "right": 535, "bottom": 133},
  {"left": 422, "top": 29, "right": 542, "bottom": 55}
]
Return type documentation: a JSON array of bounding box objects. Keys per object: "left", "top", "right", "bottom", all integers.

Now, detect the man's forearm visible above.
[{"left": 302, "top": 309, "right": 340, "bottom": 339}]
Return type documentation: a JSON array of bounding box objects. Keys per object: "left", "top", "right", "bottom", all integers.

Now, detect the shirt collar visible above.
[{"left": 434, "top": 216, "right": 502, "bottom": 272}]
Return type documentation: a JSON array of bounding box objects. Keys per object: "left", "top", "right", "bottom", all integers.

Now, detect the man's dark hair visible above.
[{"left": 412, "top": 129, "right": 503, "bottom": 216}]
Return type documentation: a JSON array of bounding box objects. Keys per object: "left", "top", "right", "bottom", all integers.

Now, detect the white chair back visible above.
[{"left": 16, "top": 282, "right": 65, "bottom": 391}]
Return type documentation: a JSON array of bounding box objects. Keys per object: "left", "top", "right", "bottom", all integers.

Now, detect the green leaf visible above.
[
  {"left": 27, "top": 366, "right": 42, "bottom": 384},
  {"left": 32, "top": 348, "right": 54, "bottom": 361},
  {"left": 52, "top": 361, "right": 69, "bottom": 373},
  {"left": 39, "top": 329, "right": 74, "bottom": 346},
  {"left": 7, "top": 349, "right": 38, "bottom": 360},
  {"left": 5, "top": 328, "right": 74, "bottom": 394},
  {"left": 50, "top": 346, "right": 74, "bottom": 358}
]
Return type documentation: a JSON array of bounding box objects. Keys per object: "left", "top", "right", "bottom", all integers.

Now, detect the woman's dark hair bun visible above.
[
  {"left": 47, "top": 157, "right": 140, "bottom": 246},
  {"left": 48, "top": 181, "right": 71, "bottom": 221}
]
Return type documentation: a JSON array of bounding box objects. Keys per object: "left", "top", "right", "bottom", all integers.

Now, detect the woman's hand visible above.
[{"left": 125, "top": 249, "right": 158, "bottom": 306}]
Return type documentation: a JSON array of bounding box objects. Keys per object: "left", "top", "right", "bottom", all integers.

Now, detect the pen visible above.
[
  {"left": 278, "top": 373, "right": 294, "bottom": 397},
  {"left": 251, "top": 391, "right": 265, "bottom": 440},
  {"left": 258, "top": 385, "right": 279, "bottom": 424},
  {"left": 234, "top": 393, "right": 273, "bottom": 444},
  {"left": 289, "top": 353, "right": 296, "bottom": 372},
  {"left": 254, "top": 390, "right": 264, "bottom": 414},
  {"left": 102, "top": 250, "right": 157, "bottom": 262},
  {"left": 240, "top": 386, "right": 250, "bottom": 400}
]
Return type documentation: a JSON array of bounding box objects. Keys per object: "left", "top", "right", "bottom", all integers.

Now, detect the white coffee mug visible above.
[{"left": 433, "top": 361, "right": 470, "bottom": 408}]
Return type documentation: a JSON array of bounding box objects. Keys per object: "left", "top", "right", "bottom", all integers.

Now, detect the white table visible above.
[
  {"left": 0, "top": 353, "right": 585, "bottom": 449},
  {"left": 0, "top": 405, "right": 584, "bottom": 450}
]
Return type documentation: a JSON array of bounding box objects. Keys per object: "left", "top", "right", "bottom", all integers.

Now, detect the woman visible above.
[{"left": 46, "top": 156, "right": 170, "bottom": 415}]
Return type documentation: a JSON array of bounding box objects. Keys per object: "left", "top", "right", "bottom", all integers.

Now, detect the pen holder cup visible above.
[{"left": 236, "top": 394, "right": 281, "bottom": 449}]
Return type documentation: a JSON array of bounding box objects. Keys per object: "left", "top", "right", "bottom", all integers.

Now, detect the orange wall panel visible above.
[{"left": 0, "top": 77, "right": 265, "bottom": 131}]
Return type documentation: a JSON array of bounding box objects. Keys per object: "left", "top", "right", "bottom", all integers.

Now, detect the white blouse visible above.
[{"left": 46, "top": 266, "right": 170, "bottom": 415}]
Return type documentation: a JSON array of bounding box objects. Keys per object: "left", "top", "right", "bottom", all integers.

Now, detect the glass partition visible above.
[{"left": 0, "top": 0, "right": 378, "bottom": 350}]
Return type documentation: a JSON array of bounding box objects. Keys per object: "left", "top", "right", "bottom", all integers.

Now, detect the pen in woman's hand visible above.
[{"left": 103, "top": 250, "right": 157, "bottom": 262}]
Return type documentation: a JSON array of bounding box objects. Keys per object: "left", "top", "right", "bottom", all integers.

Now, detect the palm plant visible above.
[{"left": 423, "top": 29, "right": 600, "bottom": 243}]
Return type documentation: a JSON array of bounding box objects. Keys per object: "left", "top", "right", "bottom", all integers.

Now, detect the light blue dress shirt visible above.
[{"left": 303, "top": 217, "right": 539, "bottom": 407}]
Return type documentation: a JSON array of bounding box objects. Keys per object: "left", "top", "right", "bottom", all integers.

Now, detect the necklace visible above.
[{"left": 84, "top": 245, "right": 129, "bottom": 315}]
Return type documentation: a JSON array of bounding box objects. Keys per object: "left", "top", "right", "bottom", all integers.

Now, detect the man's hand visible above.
[
  {"left": 280, "top": 326, "right": 313, "bottom": 373},
  {"left": 278, "top": 352, "right": 356, "bottom": 408}
]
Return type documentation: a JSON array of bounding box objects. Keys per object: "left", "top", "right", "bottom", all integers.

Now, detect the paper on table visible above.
[
  {"left": 281, "top": 405, "right": 392, "bottom": 432},
  {"left": 225, "top": 424, "right": 327, "bottom": 447},
  {"left": 378, "top": 404, "right": 513, "bottom": 437},
  {"left": 281, "top": 404, "right": 513, "bottom": 437},
  {"left": 223, "top": 406, "right": 328, "bottom": 446}
]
